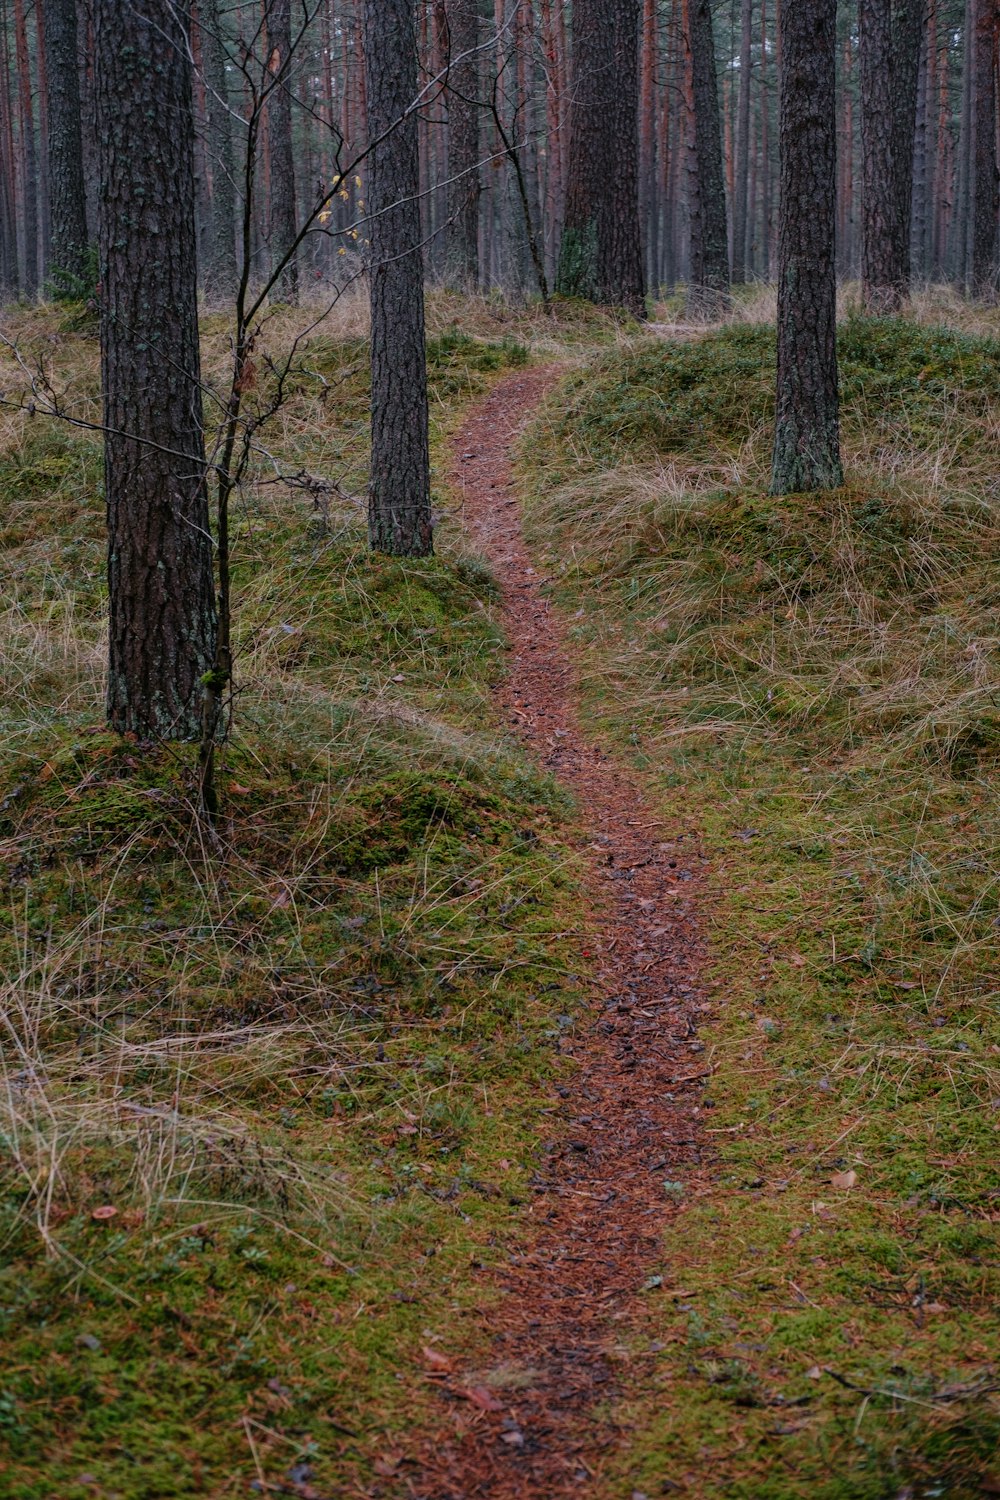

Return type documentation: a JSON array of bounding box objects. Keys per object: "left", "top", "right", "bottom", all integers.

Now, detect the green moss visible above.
[{"left": 520, "top": 319, "right": 1000, "bottom": 1497}]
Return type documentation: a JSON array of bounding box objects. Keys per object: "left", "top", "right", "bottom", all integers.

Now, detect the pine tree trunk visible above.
[
  {"left": 860, "top": 0, "right": 900, "bottom": 309},
  {"left": 0, "top": 0, "right": 18, "bottom": 297},
  {"left": 94, "top": 0, "right": 217, "bottom": 740},
  {"left": 732, "top": 0, "right": 753, "bottom": 283},
  {"left": 971, "top": 0, "right": 998, "bottom": 294},
  {"left": 687, "top": 0, "right": 729, "bottom": 314},
  {"left": 640, "top": 0, "right": 659, "bottom": 289},
  {"left": 13, "top": 0, "right": 38, "bottom": 298},
  {"left": 363, "top": 0, "right": 433, "bottom": 556},
  {"left": 955, "top": 0, "right": 974, "bottom": 284},
  {"left": 267, "top": 0, "right": 298, "bottom": 301},
  {"left": 556, "top": 0, "right": 645, "bottom": 317},
  {"left": 41, "top": 0, "right": 89, "bottom": 289},
  {"left": 202, "top": 0, "right": 239, "bottom": 300},
  {"left": 771, "top": 0, "right": 842, "bottom": 495}
]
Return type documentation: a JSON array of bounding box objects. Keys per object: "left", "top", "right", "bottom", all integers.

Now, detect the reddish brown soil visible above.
[{"left": 401, "top": 368, "right": 708, "bottom": 1498}]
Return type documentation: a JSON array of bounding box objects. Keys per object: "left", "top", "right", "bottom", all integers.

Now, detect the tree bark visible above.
[
  {"left": 201, "top": 0, "right": 239, "bottom": 300},
  {"left": 971, "top": 0, "right": 998, "bottom": 295},
  {"left": 94, "top": 0, "right": 217, "bottom": 740},
  {"left": 556, "top": 0, "right": 645, "bottom": 318},
  {"left": 363, "top": 0, "right": 433, "bottom": 556},
  {"left": 771, "top": 0, "right": 842, "bottom": 495},
  {"left": 732, "top": 0, "right": 753, "bottom": 283},
  {"left": 687, "top": 0, "right": 729, "bottom": 314},
  {"left": 267, "top": 0, "right": 298, "bottom": 302},
  {"left": 41, "top": 0, "right": 89, "bottom": 289},
  {"left": 13, "top": 0, "right": 38, "bottom": 297},
  {"left": 442, "top": 0, "right": 479, "bottom": 285}
]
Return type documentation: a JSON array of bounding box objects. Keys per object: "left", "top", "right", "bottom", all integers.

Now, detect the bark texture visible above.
[
  {"left": 363, "top": 0, "right": 433, "bottom": 556},
  {"left": 771, "top": 0, "right": 842, "bottom": 495},
  {"left": 555, "top": 0, "right": 645, "bottom": 318},
  {"left": 95, "top": 0, "right": 217, "bottom": 740},
  {"left": 731, "top": 0, "right": 753, "bottom": 283},
  {"left": 444, "top": 0, "right": 479, "bottom": 286},
  {"left": 13, "top": 0, "right": 38, "bottom": 297},
  {"left": 42, "top": 0, "right": 89, "bottom": 289},
  {"left": 202, "top": 0, "right": 239, "bottom": 301},
  {"left": 267, "top": 0, "right": 298, "bottom": 302},
  {"left": 860, "top": 0, "right": 922, "bottom": 312},
  {"left": 687, "top": 0, "right": 729, "bottom": 315},
  {"left": 971, "top": 0, "right": 998, "bottom": 295}
]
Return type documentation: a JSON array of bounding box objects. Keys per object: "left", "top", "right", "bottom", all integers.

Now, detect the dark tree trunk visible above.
[
  {"left": 971, "top": 0, "right": 998, "bottom": 295},
  {"left": 202, "top": 0, "right": 239, "bottom": 300},
  {"left": 444, "top": 0, "right": 480, "bottom": 286},
  {"left": 890, "top": 0, "right": 923, "bottom": 287},
  {"left": 555, "top": 0, "right": 645, "bottom": 318},
  {"left": 94, "top": 0, "right": 217, "bottom": 740},
  {"left": 732, "top": 0, "right": 753, "bottom": 283},
  {"left": 363, "top": 0, "right": 433, "bottom": 557},
  {"left": 771, "top": 0, "right": 842, "bottom": 495},
  {"left": 267, "top": 0, "right": 298, "bottom": 302},
  {"left": 42, "top": 0, "right": 90, "bottom": 289},
  {"left": 687, "top": 0, "right": 729, "bottom": 315},
  {"left": 0, "top": 0, "right": 20, "bottom": 296},
  {"left": 13, "top": 0, "right": 38, "bottom": 298}
]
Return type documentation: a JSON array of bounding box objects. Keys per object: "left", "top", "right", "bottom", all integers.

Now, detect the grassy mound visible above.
[
  {"left": 0, "top": 310, "right": 584, "bottom": 1498},
  {"left": 522, "top": 321, "right": 1000, "bottom": 1498}
]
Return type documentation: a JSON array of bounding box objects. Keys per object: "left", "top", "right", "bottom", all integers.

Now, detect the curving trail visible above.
[{"left": 405, "top": 367, "right": 709, "bottom": 1498}]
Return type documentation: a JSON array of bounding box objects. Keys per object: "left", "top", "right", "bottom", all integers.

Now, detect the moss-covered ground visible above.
[
  {"left": 520, "top": 317, "right": 1000, "bottom": 1499},
  {"left": 0, "top": 294, "right": 621, "bottom": 1498}
]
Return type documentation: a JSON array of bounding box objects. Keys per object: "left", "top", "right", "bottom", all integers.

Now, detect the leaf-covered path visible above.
[{"left": 400, "top": 369, "right": 711, "bottom": 1496}]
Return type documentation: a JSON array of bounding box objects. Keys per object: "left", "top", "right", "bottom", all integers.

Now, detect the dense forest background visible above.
[{"left": 0, "top": 0, "right": 996, "bottom": 308}]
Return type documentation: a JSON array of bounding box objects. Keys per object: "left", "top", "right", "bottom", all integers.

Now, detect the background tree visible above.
[
  {"left": 971, "top": 0, "right": 998, "bottom": 295},
  {"left": 687, "top": 0, "right": 729, "bottom": 315},
  {"left": 363, "top": 0, "right": 433, "bottom": 556},
  {"left": 41, "top": 0, "right": 88, "bottom": 291},
  {"left": 860, "top": 0, "right": 922, "bottom": 312},
  {"left": 94, "top": 0, "right": 216, "bottom": 739},
  {"left": 771, "top": 0, "right": 842, "bottom": 494},
  {"left": 555, "top": 0, "right": 645, "bottom": 318},
  {"left": 443, "top": 0, "right": 480, "bottom": 287},
  {"left": 267, "top": 0, "right": 298, "bottom": 303}
]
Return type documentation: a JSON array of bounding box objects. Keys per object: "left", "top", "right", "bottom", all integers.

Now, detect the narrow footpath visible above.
[{"left": 404, "top": 368, "right": 710, "bottom": 1497}]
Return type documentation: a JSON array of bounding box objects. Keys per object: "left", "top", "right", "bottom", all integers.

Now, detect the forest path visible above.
[{"left": 402, "top": 368, "right": 709, "bottom": 1498}]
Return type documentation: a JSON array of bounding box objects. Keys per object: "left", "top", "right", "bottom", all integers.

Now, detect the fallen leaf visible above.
[
  {"left": 805, "top": 1365, "right": 823, "bottom": 1380},
  {"left": 831, "top": 1170, "right": 857, "bottom": 1190},
  {"left": 461, "top": 1385, "right": 503, "bottom": 1412},
  {"left": 421, "top": 1345, "right": 453, "bottom": 1374},
  {"left": 91, "top": 1204, "right": 117, "bottom": 1221},
  {"left": 229, "top": 782, "right": 251, "bottom": 795}
]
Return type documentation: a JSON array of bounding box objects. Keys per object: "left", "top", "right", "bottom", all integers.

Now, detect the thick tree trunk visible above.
[
  {"left": 94, "top": 0, "right": 217, "bottom": 740},
  {"left": 556, "top": 0, "right": 645, "bottom": 318},
  {"left": 687, "top": 0, "right": 729, "bottom": 315},
  {"left": 971, "top": 0, "right": 998, "bottom": 295},
  {"left": 267, "top": 0, "right": 298, "bottom": 302},
  {"left": 363, "top": 0, "right": 433, "bottom": 556},
  {"left": 443, "top": 0, "right": 479, "bottom": 286},
  {"left": 732, "top": 0, "right": 753, "bottom": 283},
  {"left": 41, "top": 0, "right": 89, "bottom": 289},
  {"left": 771, "top": 0, "right": 842, "bottom": 495}
]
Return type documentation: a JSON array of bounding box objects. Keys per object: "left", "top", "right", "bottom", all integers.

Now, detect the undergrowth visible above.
[
  {"left": 0, "top": 301, "right": 587, "bottom": 1498},
  {"left": 521, "top": 316, "right": 1000, "bottom": 1498}
]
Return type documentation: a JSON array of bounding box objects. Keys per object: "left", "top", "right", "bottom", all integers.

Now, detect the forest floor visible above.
[{"left": 0, "top": 290, "right": 998, "bottom": 1499}]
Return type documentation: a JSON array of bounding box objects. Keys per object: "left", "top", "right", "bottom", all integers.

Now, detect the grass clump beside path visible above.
[
  {"left": 0, "top": 303, "right": 590, "bottom": 1498},
  {"left": 521, "top": 317, "right": 1000, "bottom": 1498}
]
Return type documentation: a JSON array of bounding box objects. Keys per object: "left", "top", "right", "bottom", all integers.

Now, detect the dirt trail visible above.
[{"left": 404, "top": 368, "right": 708, "bottom": 1498}]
